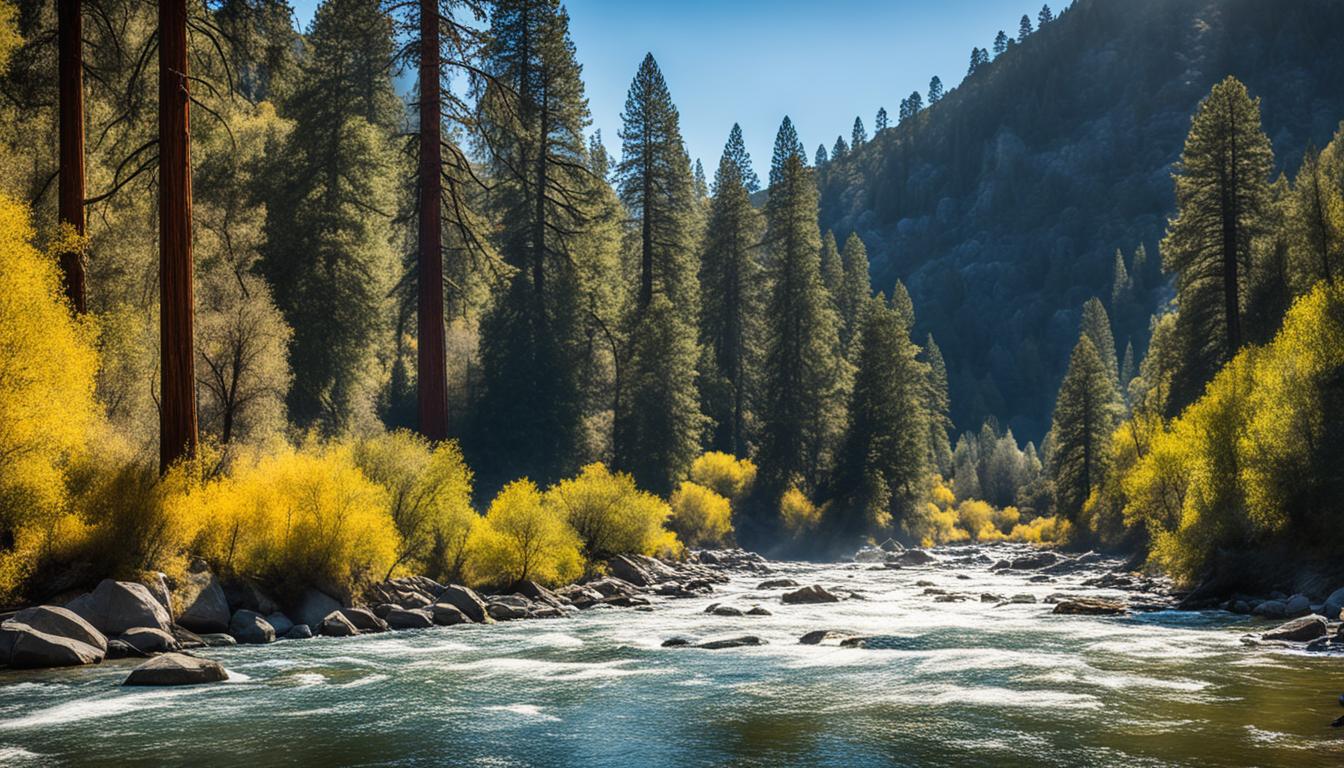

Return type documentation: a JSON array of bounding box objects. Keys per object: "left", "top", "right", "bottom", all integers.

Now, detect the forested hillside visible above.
[{"left": 817, "top": 0, "right": 1344, "bottom": 440}]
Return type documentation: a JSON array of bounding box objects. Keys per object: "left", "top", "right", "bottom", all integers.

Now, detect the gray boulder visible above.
[
  {"left": 1323, "top": 587, "right": 1344, "bottom": 620},
  {"left": 265, "top": 612, "right": 294, "bottom": 637},
  {"left": 891, "top": 549, "right": 937, "bottom": 566},
  {"left": 175, "top": 563, "right": 230, "bottom": 634},
  {"left": 781, "top": 585, "right": 842, "bottom": 605},
  {"left": 437, "top": 585, "right": 492, "bottom": 624},
  {"left": 554, "top": 584, "right": 604, "bottom": 608},
  {"left": 513, "top": 580, "right": 568, "bottom": 608},
  {"left": 8, "top": 606, "right": 106, "bottom": 653},
  {"left": 1283, "top": 594, "right": 1312, "bottom": 618},
  {"left": 1252, "top": 600, "right": 1289, "bottom": 619},
  {"left": 385, "top": 607, "right": 434, "bottom": 630},
  {"left": 292, "top": 589, "right": 343, "bottom": 630},
  {"left": 660, "top": 636, "right": 695, "bottom": 647},
  {"left": 756, "top": 579, "right": 800, "bottom": 590},
  {"left": 118, "top": 627, "right": 181, "bottom": 654},
  {"left": 746, "top": 606, "right": 773, "bottom": 616},
  {"left": 487, "top": 602, "right": 530, "bottom": 621},
  {"left": 1052, "top": 597, "right": 1127, "bottom": 616},
  {"left": 105, "top": 638, "right": 147, "bottom": 660},
  {"left": 228, "top": 610, "right": 276, "bottom": 644},
  {"left": 123, "top": 653, "right": 228, "bottom": 686},
  {"left": 709, "top": 604, "right": 744, "bottom": 617},
  {"left": 320, "top": 611, "right": 359, "bottom": 637},
  {"left": 284, "top": 624, "right": 313, "bottom": 640},
  {"left": 0, "top": 619, "right": 105, "bottom": 668},
  {"left": 697, "top": 635, "right": 766, "bottom": 650},
  {"left": 339, "top": 608, "right": 388, "bottom": 633},
  {"left": 1263, "top": 615, "right": 1328, "bottom": 642},
  {"left": 67, "top": 579, "right": 172, "bottom": 635},
  {"left": 170, "top": 625, "right": 206, "bottom": 649},
  {"left": 798, "top": 629, "right": 860, "bottom": 645},
  {"left": 430, "top": 603, "right": 468, "bottom": 626},
  {"left": 198, "top": 633, "right": 238, "bottom": 647}
]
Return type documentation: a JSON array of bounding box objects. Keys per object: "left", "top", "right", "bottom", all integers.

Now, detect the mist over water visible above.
[{"left": 2, "top": 545, "right": 1341, "bottom": 767}]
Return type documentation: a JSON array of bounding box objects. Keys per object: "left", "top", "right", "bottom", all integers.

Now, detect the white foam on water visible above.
[
  {"left": 437, "top": 656, "right": 661, "bottom": 681},
  {"left": 288, "top": 672, "right": 327, "bottom": 687},
  {"left": 0, "top": 746, "right": 43, "bottom": 763},
  {"left": 336, "top": 673, "right": 389, "bottom": 688},
  {"left": 484, "top": 704, "right": 560, "bottom": 722},
  {"left": 0, "top": 688, "right": 188, "bottom": 730},
  {"left": 528, "top": 632, "right": 584, "bottom": 649},
  {"left": 1033, "top": 669, "right": 1210, "bottom": 692}
]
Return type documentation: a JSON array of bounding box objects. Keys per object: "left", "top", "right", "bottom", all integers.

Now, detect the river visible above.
[{"left": 1, "top": 544, "right": 1341, "bottom": 767}]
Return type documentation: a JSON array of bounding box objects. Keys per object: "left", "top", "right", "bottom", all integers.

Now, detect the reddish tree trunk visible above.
[
  {"left": 416, "top": 0, "right": 448, "bottom": 441},
  {"left": 159, "top": 0, "right": 198, "bottom": 472},
  {"left": 57, "top": 0, "right": 86, "bottom": 313}
]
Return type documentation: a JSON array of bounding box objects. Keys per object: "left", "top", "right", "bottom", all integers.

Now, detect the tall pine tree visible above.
[{"left": 1048, "top": 336, "right": 1120, "bottom": 525}]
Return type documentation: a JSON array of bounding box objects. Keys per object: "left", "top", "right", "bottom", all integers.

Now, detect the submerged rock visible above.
[
  {"left": 798, "top": 629, "right": 860, "bottom": 645},
  {"left": 1262, "top": 615, "right": 1328, "bottom": 642},
  {"left": 123, "top": 653, "right": 228, "bottom": 686},
  {"left": 709, "top": 604, "right": 744, "bottom": 617},
  {"left": 781, "top": 585, "right": 842, "bottom": 605},
  {"left": 891, "top": 549, "right": 937, "bottom": 566},
  {"left": 697, "top": 635, "right": 766, "bottom": 650},
  {"left": 746, "top": 606, "right": 772, "bottom": 616},
  {"left": 199, "top": 633, "right": 238, "bottom": 647},
  {"left": 661, "top": 636, "right": 694, "bottom": 647}
]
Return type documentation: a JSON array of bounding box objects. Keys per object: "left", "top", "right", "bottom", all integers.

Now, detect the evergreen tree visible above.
[
  {"left": 614, "top": 53, "right": 703, "bottom": 492},
  {"left": 1048, "top": 336, "right": 1119, "bottom": 525},
  {"left": 699, "top": 128, "right": 766, "bottom": 456},
  {"left": 473, "top": 0, "right": 604, "bottom": 490},
  {"left": 1018, "top": 14, "right": 1033, "bottom": 42},
  {"left": 819, "top": 230, "right": 843, "bottom": 298},
  {"left": 693, "top": 158, "right": 709, "bottom": 201},
  {"left": 262, "top": 0, "right": 401, "bottom": 434},
  {"left": 921, "top": 333, "right": 954, "bottom": 474},
  {"left": 968, "top": 47, "right": 989, "bottom": 77},
  {"left": 1162, "top": 76, "right": 1273, "bottom": 409},
  {"left": 1080, "top": 297, "right": 1120, "bottom": 388},
  {"left": 1289, "top": 143, "right": 1344, "bottom": 286},
  {"left": 898, "top": 97, "right": 911, "bottom": 123},
  {"left": 1038, "top": 4, "right": 1054, "bottom": 26},
  {"left": 814, "top": 143, "right": 828, "bottom": 166},
  {"left": 1110, "top": 249, "right": 1130, "bottom": 306},
  {"left": 833, "top": 294, "right": 929, "bottom": 541},
  {"left": 757, "top": 117, "right": 848, "bottom": 507},
  {"left": 1120, "top": 340, "right": 1136, "bottom": 392},
  {"left": 837, "top": 232, "right": 871, "bottom": 351},
  {"left": 588, "top": 129, "right": 612, "bottom": 179},
  {"left": 216, "top": 0, "right": 300, "bottom": 103},
  {"left": 928, "top": 75, "right": 944, "bottom": 104},
  {"left": 993, "top": 30, "right": 1008, "bottom": 57},
  {"left": 831, "top": 134, "right": 848, "bottom": 162},
  {"left": 874, "top": 107, "right": 889, "bottom": 133},
  {"left": 851, "top": 116, "right": 867, "bottom": 149},
  {"left": 906, "top": 91, "right": 923, "bottom": 116},
  {"left": 722, "top": 122, "right": 760, "bottom": 193}
]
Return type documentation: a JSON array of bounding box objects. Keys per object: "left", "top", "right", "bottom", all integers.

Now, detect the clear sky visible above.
[{"left": 289, "top": 0, "right": 1068, "bottom": 175}]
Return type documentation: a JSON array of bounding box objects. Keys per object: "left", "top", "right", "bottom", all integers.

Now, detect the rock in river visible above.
[
  {"left": 781, "top": 585, "right": 842, "bottom": 605},
  {"left": 1051, "top": 597, "right": 1127, "bottom": 616},
  {"left": 697, "top": 636, "right": 766, "bottom": 650},
  {"left": 67, "top": 579, "right": 172, "bottom": 635},
  {"left": 1262, "top": 615, "right": 1328, "bottom": 642},
  {"left": 118, "top": 627, "right": 181, "bottom": 654},
  {"left": 385, "top": 607, "right": 435, "bottom": 630},
  {"left": 123, "top": 653, "right": 228, "bottom": 686},
  {"left": 229, "top": 609, "right": 276, "bottom": 644},
  {"left": 320, "top": 611, "right": 359, "bottom": 638},
  {"left": 0, "top": 615, "right": 105, "bottom": 669},
  {"left": 756, "top": 579, "right": 800, "bottom": 590},
  {"left": 175, "top": 561, "right": 231, "bottom": 634},
  {"left": 437, "top": 585, "right": 492, "bottom": 624}
]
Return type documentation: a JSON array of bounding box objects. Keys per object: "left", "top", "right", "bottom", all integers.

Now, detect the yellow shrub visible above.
[
  {"left": 929, "top": 475, "right": 956, "bottom": 508},
  {"left": 545, "top": 463, "right": 672, "bottom": 559},
  {"left": 468, "top": 479, "right": 583, "bottom": 587},
  {"left": 191, "top": 443, "right": 399, "bottom": 600},
  {"left": 1007, "top": 515, "right": 1072, "bottom": 544},
  {"left": 668, "top": 481, "right": 734, "bottom": 547},
  {"left": 688, "top": 452, "right": 758, "bottom": 504},
  {"left": 956, "top": 499, "right": 994, "bottom": 539},
  {"left": 354, "top": 431, "right": 476, "bottom": 581},
  {"left": 779, "top": 486, "right": 823, "bottom": 537},
  {"left": 905, "top": 501, "right": 969, "bottom": 547}
]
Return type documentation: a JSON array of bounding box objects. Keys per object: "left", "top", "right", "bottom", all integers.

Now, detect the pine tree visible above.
[
  {"left": 769, "top": 115, "right": 806, "bottom": 188},
  {"left": 1038, "top": 4, "right": 1054, "bottom": 26},
  {"left": 837, "top": 232, "right": 871, "bottom": 351},
  {"left": 1162, "top": 76, "right": 1273, "bottom": 408},
  {"left": 1018, "top": 14, "right": 1033, "bottom": 42},
  {"left": 1080, "top": 297, "right": 1120, "bottom": 390},
  {"left": 473, "top": 0, "right": 603, "bottom": 490},
  {"left": 814, "top": 144, "right": 828, "bottom": 166},
  {"left": 967, "top": 47, "right": 989, "bottom": 77},
  {"left": 722, "top": 122, "right": 759, "bottom": 193},
  {"left": 819, "top": 230, "right": 843, "bottom": 297},
  {"left": 993, "top": 30, "right": 1008, "bottom": 57},
  {"left": 693, "top": 158, "right": 709, "bottom": 201},
  {"left": 262, "top": 0, "right": 401, "bottom": 435},
  {"left": 1110, "top": 249, "right": 1130, "bottom": 306},
  {"left": 699, "top": 127, "right": 766, "bottom": 456},
  {"left": 758, "top": 117, "right": 848, "bottom": 504},
  {"left": 921, "top": 333, "right": 954, "bottom": 474},
  {"left": 1048, "top": 336, "right": 1119, "bottom": 525},
  {"left": 851, "top": 116, "right": 867, "bottom": 150},
  {"left": 831, "top": 135, "right": 848, "bottom": 162},
  {"left": 906, "top": 91, "right": 923, "bottom": 116},
  {"left": 874, "top": 107, "right": 889, "bottom": 133},
  {"left": 1289, "top": 143, "right": 1344, "bottom": 286},
  {"left": 928, "top": 76, "right": 944, "bottom": 104},
  {"left": 1120, "top": 340, "right": 1136, "bottom": 391},
  {"left": 216, "top": 0, "right": 300, "bottom": 103},
  {"left": 833, "top": 294, "right": 929, "bottom": 541}
]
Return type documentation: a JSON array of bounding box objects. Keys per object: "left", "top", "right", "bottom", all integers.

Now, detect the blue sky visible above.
[{"left": 289, "top": 0, "right": 1067, "bottom": 174}]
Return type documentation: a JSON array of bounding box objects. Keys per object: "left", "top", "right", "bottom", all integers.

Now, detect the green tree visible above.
[
  {"left": 1111, "top": 249, "right": 1130, "bottom": 306},
  {"left": 1048, "top": 336, "right": 1120, "bottom": 525},
  {"left": 837, "top": 232, "right": 871, "bottom": 351},
  {"left": 814, "top": 143, "right": 828, "bottom": 166},
  {"left": 1080, "top": 296, "right": 1120, "bottom": 387},
  {"left": 699, "top": 126, "right": 766, "bottom": 457},
  {"left": 1038, "top": 4, "right": 1054, "bottom": 26},
  {"left": 928, "top": 76, "right": 943, "bottom": 104},
  {"left": 921, "top": 333, "right": 954, "bottom": 475},
  {"left": 874, "top": 107, "right": 889, "bottom": 133},
  {"left": 993, "top": 30, "right": 1008, "bottom": 57},
  {"left": 1018, "top": 14, "right": 1033, "bottom": 42},
  {"left": 851, "top": 116, "right": 866, "bottom": 149},
  {"left": 1162, "top": 76, "right": 1273, "bottom": 410},
  {"left": 831, "top": 134, "right": 848, "bottom": 162},
  {"left": 819, "top": 230, "right": 843, "bottom": 298},
  {"left": 1289, "top": 141, "right": 1344, "bottom": 287},
  {"left": 721, "top": 122, "right": 760, "bottom": 193}
]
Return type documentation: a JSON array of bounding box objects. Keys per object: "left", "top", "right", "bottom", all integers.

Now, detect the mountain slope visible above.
[{"left": 816, "top": 0, "right": 1344, "bottom": 441}]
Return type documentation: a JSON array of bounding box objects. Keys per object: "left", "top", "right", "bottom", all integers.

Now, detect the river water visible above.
[{"left": 1, "top": 545, "right": 1342, "bottom": 767}]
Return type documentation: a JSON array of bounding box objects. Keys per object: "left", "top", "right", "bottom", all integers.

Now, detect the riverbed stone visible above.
[
  {"left": 283, "top": 624, "right": 313, "bottom": 640},
  {"left": 798, "top": 629, "right": 859, "bottom": 645},
  {"left": 119, "top": 627, "right": 180, "bottom": 654},
  {"left": 265, "top": 612, "right": 294, "bottom": 637},
  {"left": 199, "top": 633, "right": 238, "bottom": 647},
  {"left": 175, "top": 562, "right": 231, "bottom": 634},
  {"left": 0, "top": 619, "right": 105, "bottom": 668},
  {"left": 781, "top": 585, "right": 842, "bottom": 604},
  {"left": 555, "top": 584, "right": 604, "bottom": 608},
  {"left": 430, "top": 603, "right": 468, "bottom": 626},
  {"left": 1052, "top": 597, "right": 1127, "bottom": 616},
  {"left": 1283, "top": 594, "right": 1312, "bottom": 618},
  {"left": 123, "top": 653, "right": 227, "bottom": 686},
  {"left": 437, "top": 585, "right": 492, "bottom": 623},
  {"left": 338, "top": 608, "right": 388, "bottom": 633},
  {"left": 293, "top": 589, "right": 343, "bottom": 630},
  {"left": 1263, "top": 615, "right": 1328, "bottom": 642},
  {"left": 67, "top": 579, "right": 173, "bottom": 635},
  {"left": 487, "top": 602, "right": 530, "bottom": 621},
  {"left": 891, "top": 549, "right": 937, "bottom": 566},
  {"left": 697, "top": 635, "right": 766, "bottom": 650},
  {"left": 1323, "top": 587, "right": 1344, "bottom": 620},
  {"left": 746, "top": 606, "right": 772, "bottom": 616},
  {"left": 229, "top": 610, "right": 276, "bottom": 644},
  {"left": 661, "top": 636, "right": 695, "bottom": 647},
  {"left": 385, "top": 607, "right": 435, "bottom": 630},
  {"left": 105, "top": 638, "right": 146, "bottom": 659},
  {"left": 8, "top": 606, "right": 107, "bottom": 654},
  {"left": 1252, "top": 600, "right": 1290, "bottom": 619},
  {"left": 320, "top": 611, "right": 359, "bottom": 637},
  {"left": 756, "top": 578, "right": 800, "bottom": 590},
  {"left": 513, "top": 580, "right": 568, "bottom": 609}
]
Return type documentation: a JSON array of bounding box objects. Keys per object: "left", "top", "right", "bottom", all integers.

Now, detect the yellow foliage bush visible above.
[
  {"left": 190, "top": 443, "right": 399, "bottom": 600},
  {"left": 929, "top": 476, "right": 956, "bottom": 508},
  {"left": 354, "top": 431, "right": 476, "bottom": 581},
  {"left": 779, "top": 486, "right": 823, "bottom": 537},
  {"left": 668, "top": 482, "right": 734, "bottom": 548},
  {"left": 468, "top": 479, "right": 583, "bottom": 587},
  {"left": 956, "top": 499, "right": 994, "bottom": 539},
  {"left": 545, "top": 463, "right": 674, "bottom": 560},
  {"left": 689, "top": 452, "right": 758, "bottom": 504},
  {"left": 1007, "top": 515, "right": 1072, "bottom": 544}
]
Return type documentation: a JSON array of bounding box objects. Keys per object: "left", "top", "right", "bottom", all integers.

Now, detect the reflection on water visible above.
[{"left": 2, "top": 546, "right": 1342, "bottom": 767}]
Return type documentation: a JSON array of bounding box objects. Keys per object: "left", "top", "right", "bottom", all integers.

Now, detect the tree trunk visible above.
[
  {"left": 159, "top": 0, "right": 198, "bottom": 473},
  {"left": 57, "top": 0, "right": 86, "bottom": 313},
  {"left": 416, "top": 0, "right": 448, "bottom": 441}
]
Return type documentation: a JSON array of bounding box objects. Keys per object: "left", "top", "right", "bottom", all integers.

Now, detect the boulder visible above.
[
  {"left": 338, "top": 608, "right": 388, "bottom": 633},
  {"left": 265, "top": 612, "right": 294, "bottom": 637},
  {"left": 1252, "top": 600, "right": 1289, "bottom": 619},
  {"left": 798, "top": 629, "right": 859, "bottom": 645},
  {"left": 697, "top": 635, "right": 766, "bottom": 650},
  {"left": 7, "top": 606, "right": 106, "bottom": 653},
  {"left": 292, "top": 589, "right": 343, "bottom": 630},
  {"left": 123, "top": 653, "right": 228, "bottom": 686},
  {"left": 1052, "top": 597, "right": 1128, "bottom": 616},
  {"left": 998, "top": 594, "right": 1037, "bottom": 606},
  {"left": 175, "top": 563, "right": 230, "bottom": 634},
  {"left": 67, "top": 579, "right": 172, "bottom": 635},
  {"left": 555, "top": 584, "right": 605, "bottom": 608},
  {"left": 0, "top": 619, "right": 105, "bottom": 668},
  {"left": 1283, "top": 594, "right": 1312, "bottom": 618},
  {"left": 105, "top": 639, "right": 146, "bottom": 660},
  {"left": 710, "top": 604, "right": 744, "bottom": 617},
  {"left": 199, "top": 633, "right": 238, "bottom": 647},
  {"left": 877, "top": 538, "right": 905, "bottom": 553},
  {"left": 1323, "top": 587, "right": 1344, "bottom": 620},
  {"left": 756, "top": 579, "right": 800, "bottom": 590},
  {"left": 372, "top": 603, "right": 398, "bottom": 619},
  {"left": 487, "top": 602, "right": 529, "bottom": 621},
  {"left": 513, "top": 580, "right": 568, "bottom": 609},
  {"left": 119, "top": 627, "right": 180, "bottom": 654},
  {"left": 228, "top": 610, "right": 276, "bottom": 644},
  {"left": 320, "top": 611, "right": 359, "bottom": 637},
  {"left": 981, "top": 593, "right": 1006, "bottom": 603},
  {"left": 437, "top": 585, "right": 491, "bottom": 624},
  {"left": 284, "top": 624, "right": 313, "bottom": 641},
  {"left": 221, "top": 580, "right": 278, "bottom": 615},
  {"left": 660, "top": 636, "right": 695, "bottom": 647},
  {"left": 891, "top": 549, "right": 937, "bottom": 566},
  {"left": 529, "top": 606, "right": 565, "bottom": 619},
  {"left": 1008, "top": 551, "right": 1062, "bottom": 570},
  {"left": 601, "top": 595, "right": 652, "bottom": 608},
  {"left": 385, "top": 607, "right": 435, "bottom": 630},
  {"left": 781, "top": 585, "right": 842, "bottom": 605},
  {"left": 430, "top": 603, "right": 469, "bottom": 626},
  {"left": 585, "top": 577, "right": 640, "bottom": 598},
  {"left": 606, "top": 555, "right": 658, "bottom": 586},
  {"left": 1263, "top": 615, "right": 1328, "bottom": 642},
  {"left": 170, "top": 625, "right": 206, "bottom": 649},
  {"left": 853, "top": 548, "right": 887, "bottom": 563},
  {"left": 746, "top": 606, "right": 772, "bottom": 616}
]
